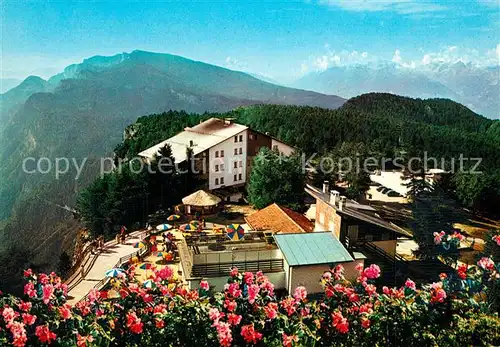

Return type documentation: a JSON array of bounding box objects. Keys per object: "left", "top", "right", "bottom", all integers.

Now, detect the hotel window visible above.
[
  {"left": 239, "top": 135, "right": 243, "bottom": 142},
  {"left": 215, "top": 178, "right": 219, "bottom": 185},
  {"left": 249, "top": 134, "right": 254, "bottom": 140},
  {"left": 234, "top": 148, "right": 238, "bottom": 155},
  {"left": 273, "top": 144, "right": 278, "bottom": 151},
  {"left": 220, "top": 164, "right": 224, "bottom": 171},
  {"left": 234, "top": 162, "right": 238, "bottom": 169},
  {"left": 234, "top": 136, "right": 238, "bottom": 143},
  {"left": 234, "top": 174, "right": 237, "bottom": 182},
  {"left": 220, "top": 177, "right": 224, "bottom": 185},
  {"left": 239, "top": 161, "right": 242, "bottom": 167},
  {"left": 215, "top": 164, "right": 219, "bottom": 172},
  {"left": 239, "top": 147, "right": 243, "bottom": 154},
  {"left": 220, "top": 150, "right": 224, "bottom": 157},
  {"left": 238, "top": 173, "right": 242, "bottom": 180},
  {"left": 215, "top": 150, "right": 219, "bottom": 158}
]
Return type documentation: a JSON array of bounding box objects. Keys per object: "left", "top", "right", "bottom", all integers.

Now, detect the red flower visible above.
[
  {"left": 35, "top": 325, "right": 57, "bottom": 344},
  {"left": 230, "top": 267, "right": 239, "bottom": 277},
  {"left": 282, "top": 333, "right": 299, "bottom": 347},
  {"left": 155, "top": 319, "right": 165, "bottom": 328},
  {"left": 77, "top": 334, "right": 94, "bottom": 347},
  {"left": 126, "top": 312, "right": 143, "bottom": 334},
  {"left": 332, "top": 311, "right": 349, "bottom": 334},
  {"left": 264, "top": 302, "right": 278, "bottom": 320},
  {"left": 361, "top": 317, "right": 371, "bottom": 329},
  {"left": 227, "top": 313, "right": 242, "bottom": 326},
  {"left": 224, "top": 299, "right": 237, "bottom": 312},
  {"left": 241, "top": 324, "right": 263, "bottom": 344},
  {"left": 248, "top": 284, "right": 259, "bottom": 304},
  {"left": 22, "top": 313, "right": 36, "bottom": 326}
]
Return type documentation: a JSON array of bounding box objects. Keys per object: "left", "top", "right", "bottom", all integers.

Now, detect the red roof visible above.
[{"left": 245, "top": 203, "right": 313, "bottom": 234}]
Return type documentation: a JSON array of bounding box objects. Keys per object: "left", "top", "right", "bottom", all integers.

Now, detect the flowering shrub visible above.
[{"left": 0, "top": 244, "right": 499, "bottom": 346}]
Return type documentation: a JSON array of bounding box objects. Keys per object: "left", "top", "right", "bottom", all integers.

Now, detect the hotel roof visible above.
[
  {"left": 274, "top": 232, "right": 353, "bottom": 266},
  {"left": 245, "top": 203, "right": 314, "bottom": 234},
  {"left": 138, "top": 118, "right": 248, "bottom": 161}
]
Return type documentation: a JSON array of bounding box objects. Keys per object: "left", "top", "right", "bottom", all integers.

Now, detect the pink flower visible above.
[
  {"left": 226, "top": 282, "right": 242, "bottom": 298},
  {"left": 209, "top": 307, "right": 225, "bottom": 323},
  {"left": 364, "top": 284, "right": 377, "bottom": 296},
  {"left": 264, "top": 302, "right": 278, "bottom": 320},
  {"left": 213, "top": 321, "right": 232, "bottom": 347},
  {"left": 248, "top": 284, "right": 260, "bottom": 304},
  {"left": 322, "top": 271, "right": 332, "bottom": 280},
  {"left": 230, "top": 267, "right": 239, "bottom": 277},
  {"left": 241, "top": 324, "right": 263, "bottom": 344},
  {"left": 156, "top": 266, "right": 174, "bottom": 280},
  {"left": 9, "top": 321, "right": 27, "bottom": 347},
  {"left": 23, "top": 269, "right": 33, "bottom": 278},
  {"left": 363, "top": 264, "right": 381, "bottom": 279},
  {"left": 243, "top": 272, "right": 254, "bottom": 284},
  {"left": 18, "top": 302, "right": 32, "bottom": 312},
  {"left": 200, "top": 280, "right": 210, "bottom": 291},
  {"left": 405, "top": 278, "right": 416, "bottom": 290},
  {"left": 433, "top": 231, "right": 446, "bottom": 244},
  {"left": 227, "top": 313, "right": 242, "bottom": 326},
  {"left": 478, "top": 257, "right": 495, "bottom": 271},
  {"left": 493, "top": 235, "right": 500, "bottom": 246},
  {"left": 293, "top": 286, "right": 307, "bottom": 302},
  {"left": 23, "top": 283, "right": 36, "bottom": 298},
  {"left": 355, "top": 263, "right": 364, "bottom": 273},
  {"left": 2, "top": 306, "right": 17, "bottom": 324},
  {"left": 280, "top": 297, "right": 297, "bottom": 316},
  {"left": 35, "top": 325, "right": 57, "bottom": 344},
  {"left": 58, "top": 304, "right": 72, "bottom": 320},
  {"left": 42, "top": 284, "right": 54, "bottom": 304},
  {"left": 282, "top": 333, "right": 299, "bottom": 347}
]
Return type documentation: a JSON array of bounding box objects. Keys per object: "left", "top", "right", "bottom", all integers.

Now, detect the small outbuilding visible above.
[
  {"left": 274, "top": 232, "right": 365, "bottom": 294},
  {"left": 182, "top": 190, "right": 222, "bottom": 215}
]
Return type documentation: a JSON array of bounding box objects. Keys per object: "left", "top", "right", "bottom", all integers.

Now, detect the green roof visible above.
[{"left": 274, "top": 232, "right": 354, "bottom": 266}]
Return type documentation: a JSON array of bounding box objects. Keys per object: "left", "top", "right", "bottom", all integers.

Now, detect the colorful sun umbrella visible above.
[
  {"left": 190, "top": 220, "right": 200, "bottom": 227},
  {"left": 155, "top": 252, "right": 164, "bottom": 257},
  {"left": 133, "top": 241, "right": 147, "bottom": 248},
  {"left": 226, "top": 224, "right": 245, "bottom": 241},
  {"left": 143, "top": 280, "right": 157, "bottom": 289},
  {"left": 180, "top": 223, "right": 197, "bottom": 231},
  {"left": 139, "top": 263, "right": 153, "bottom": 270},
  {"left": 105, "top": 268, "right": 125, "bottom": 278},
  {"left": 167, "top": 214, "right": 181, "bottom": 221},
  {"left": 156, "top": 223, "right": 173, "bottom": 231}
]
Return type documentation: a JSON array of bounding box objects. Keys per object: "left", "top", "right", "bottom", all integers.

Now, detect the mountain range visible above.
[
  {"left": 0, "top": 50, "right": 345, "bottom": 269},
  {"left": 294, "top": 62, "right": 499, "bottom": 119}
]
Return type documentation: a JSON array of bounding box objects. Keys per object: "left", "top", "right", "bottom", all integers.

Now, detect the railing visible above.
[
  {"left": 79, "top": 235, "right": 149, "bottom": 302},
  {"left": 363, "top": 242, "right": 408, "bottom": 267},
  {"left": 191, "top": 259, "right": 284, "bottom": 278}
]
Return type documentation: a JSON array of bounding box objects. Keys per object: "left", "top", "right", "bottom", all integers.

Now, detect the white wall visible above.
[
  {"left": 271, "top": 139, "right": 295, "bottom": 156},
  {"left": 208, "top": 129, "right": 248, "bottom": 190}
]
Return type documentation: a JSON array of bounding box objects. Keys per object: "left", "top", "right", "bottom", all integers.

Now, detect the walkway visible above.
[{"left": 67, "top": 231, "right": 147, "bottom": 304}]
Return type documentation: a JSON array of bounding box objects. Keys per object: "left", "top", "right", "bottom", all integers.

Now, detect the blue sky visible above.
[{"left": 1, "top": 0, "right": 498, "bottom": 82}]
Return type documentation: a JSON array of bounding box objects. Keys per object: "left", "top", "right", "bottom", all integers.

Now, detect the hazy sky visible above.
[{"left": 1, "top": 0, "right": 499, "bottom": 82}]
